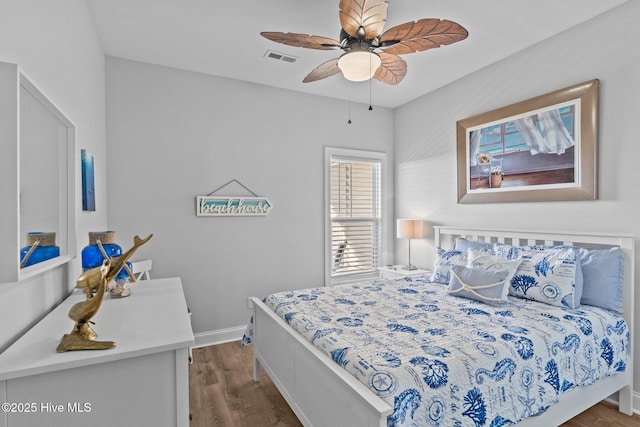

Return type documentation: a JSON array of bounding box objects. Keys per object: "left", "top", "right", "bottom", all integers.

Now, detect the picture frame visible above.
[
  {"left": 81, "top": 149, "right": 96, "bottom": 211},
  {"left": 456, "top": 79, "right": 598, "bottom": 204}
]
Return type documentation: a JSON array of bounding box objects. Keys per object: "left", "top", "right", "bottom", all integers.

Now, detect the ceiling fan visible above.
[{"left": 261, "top": 0, "right": 468, "bottom": 85}]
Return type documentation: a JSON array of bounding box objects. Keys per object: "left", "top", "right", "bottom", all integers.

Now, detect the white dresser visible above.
[{"left": 0, "top": 277, "right": 194, "bottom": 427}]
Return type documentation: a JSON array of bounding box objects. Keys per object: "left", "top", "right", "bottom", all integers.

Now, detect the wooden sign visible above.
[{"left": 196, "top": 196, "right": 272, "bottom": 217}]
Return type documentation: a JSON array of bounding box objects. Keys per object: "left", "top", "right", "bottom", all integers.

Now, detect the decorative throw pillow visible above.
[
  {"left": 447, "top": 265, "right": 510, "bottom": 303},
  {"left": 576, "top": 247, "right": 623, "bottom": 313},
  {"left": 494, "top": 244, "right": 582, "bottom": 308},
  {"left": 430, "top": 248, "right": 468, "bottom": 284},
  {"left": 466, "top": 249, "right": 523, "bottom": 300}
]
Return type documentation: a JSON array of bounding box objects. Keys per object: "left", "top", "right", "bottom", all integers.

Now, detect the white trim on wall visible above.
[
  {"left": 633, "top": 392, "right": 640, "bottom": 416},
  {"left": 192, "top": 325, "right": 246, "bottom": 348}
]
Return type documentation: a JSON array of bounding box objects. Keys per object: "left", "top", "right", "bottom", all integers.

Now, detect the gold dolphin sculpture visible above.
[
  {"left": 57, "top": 260, "right": 115, "bottom": 352},
  {"left": 57, "top": 234, "right": 153, "bottom": 352}
]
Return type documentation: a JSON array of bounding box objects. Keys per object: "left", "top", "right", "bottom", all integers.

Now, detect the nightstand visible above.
[{"left": 379, "top": 265, "right": 431, "bottom": 280}]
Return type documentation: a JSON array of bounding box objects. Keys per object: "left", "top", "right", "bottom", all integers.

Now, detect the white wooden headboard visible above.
[{"left": 433, "top": 225, "right": 636, "bottom": 414}]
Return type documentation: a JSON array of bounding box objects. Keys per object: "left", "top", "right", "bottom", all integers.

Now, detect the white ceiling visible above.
[{"left": 86, "top": 0, "right": 627, "bottom": 109}]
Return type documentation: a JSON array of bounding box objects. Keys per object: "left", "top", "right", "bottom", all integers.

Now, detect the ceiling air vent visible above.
[{"left": 265, "top": 50, "right": 298, "bottom": 64}]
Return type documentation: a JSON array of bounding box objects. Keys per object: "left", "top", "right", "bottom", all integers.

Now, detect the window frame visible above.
[
  {"left": 324, "top": 147, "right": 390, "bottom": 286},
  {"left": 478, "top": 105, "right": 576, "bottom": 156}
]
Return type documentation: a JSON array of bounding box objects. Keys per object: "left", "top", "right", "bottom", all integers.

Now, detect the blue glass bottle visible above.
[
  {"left": 20, "top": 232, "right": 60, "bottom": 268},
  {"left": 81, "top": 231, "right": 130, "bottom": 280}
]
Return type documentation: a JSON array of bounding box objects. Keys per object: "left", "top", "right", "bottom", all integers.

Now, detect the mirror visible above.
[
  {"left": 20, "top": 84, "right": 63, "bottom": 243},
  {"left": 18, "top": 72, "right": 76, "bottom": 279},
  {"left": 0, "top": 62, "right": 76, "bottom": 283}
]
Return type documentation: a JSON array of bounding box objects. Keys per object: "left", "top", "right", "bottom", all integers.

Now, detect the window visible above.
[
  {"left": 325, "top": 148, "right": 387, "bottom": 285},
  {"left": 478, "top": 105, "right": 575, "bottom": 155}
]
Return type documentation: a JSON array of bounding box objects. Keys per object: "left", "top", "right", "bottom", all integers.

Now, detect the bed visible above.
[{"left": 249, "top": 226, "right": 635, "bottom": 426}]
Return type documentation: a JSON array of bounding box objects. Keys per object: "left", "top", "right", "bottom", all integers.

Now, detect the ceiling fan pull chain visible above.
[
  {"left": 348, "top": 81, "right": 352, "bottom": 124},
  {"left": 369, "top": 56, "right": 373, "bottom": 111}
]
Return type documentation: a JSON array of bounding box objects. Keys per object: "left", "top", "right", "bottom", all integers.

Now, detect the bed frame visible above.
[{"left": 251, "top": 226, "right": 635, "bottom": 426}]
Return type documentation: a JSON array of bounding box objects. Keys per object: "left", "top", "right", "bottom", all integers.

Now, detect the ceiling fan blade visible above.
[
  {"left": 379, "top": 19, "right": 468, "bottom": 55},
  {"left": 339, "top": 0, "right": 388, "bottom": 40},
  {"left": 261, "top": 32, "right": 342, "bottom": 50},
  {"left": 303, "top": 58, "right": 341, "bottom": 83},
  {"left": 373, "top": 52, "right": 407, "bottom": 85}
]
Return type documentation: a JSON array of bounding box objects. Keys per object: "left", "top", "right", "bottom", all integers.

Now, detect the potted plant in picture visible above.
[{"left": 491, "top": 166, "right": 503, "bottom": 188}]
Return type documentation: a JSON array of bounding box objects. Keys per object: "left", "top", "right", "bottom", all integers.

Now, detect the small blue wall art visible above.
[{"left": 81, "top": 149, "right": 95, "bottom": 211}]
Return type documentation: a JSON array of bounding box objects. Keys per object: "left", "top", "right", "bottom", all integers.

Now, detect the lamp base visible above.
[{"left": 402, "top": 265, "right": 417, "bottom": 271}]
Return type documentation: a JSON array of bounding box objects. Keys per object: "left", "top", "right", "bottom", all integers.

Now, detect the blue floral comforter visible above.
[{"left": 258, "top": 275, "right": 628, "bottom": 426}]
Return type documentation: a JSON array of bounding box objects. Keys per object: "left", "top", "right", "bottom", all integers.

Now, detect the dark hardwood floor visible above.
[{"left": 189, "top": 342, "right": 640, "bottom": 427}]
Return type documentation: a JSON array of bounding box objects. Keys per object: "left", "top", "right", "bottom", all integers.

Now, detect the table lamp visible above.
[{"left": 396, "top": 219, "right": 426, "bottom": 270}]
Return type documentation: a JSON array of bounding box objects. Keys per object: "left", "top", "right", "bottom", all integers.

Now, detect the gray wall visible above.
[
  {"left": 394, "top": 1, "right": 640, "bottom": 399},
  {"left": 0, "top": 0, "right": 107, "bottom": 351},
  {"left": 105, "top": 57, "right": 394, "bottom": 336}
]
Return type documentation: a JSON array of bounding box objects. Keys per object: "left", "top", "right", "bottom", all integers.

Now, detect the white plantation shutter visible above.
[{"left": 328, "top": 154, "right": 382, "bottom": 280}]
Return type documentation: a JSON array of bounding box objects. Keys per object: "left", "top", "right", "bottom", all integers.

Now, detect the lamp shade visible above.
[
  {"left": 338, "top": 51, "right": 381, "bottom": 82},
  {"left": 396, "top": 219, "right": 427, "bottom": 239}
]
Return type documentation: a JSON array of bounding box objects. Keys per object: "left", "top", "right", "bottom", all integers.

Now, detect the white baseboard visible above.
[
  {"left": 633, "top": 391, "right": 640, "bottom": 415},
  {"left": 606, "top": 391, "right": 640, "bottom": 415},
  {"left": 192, "top": 325, "right": 246, "bottom": 348}
]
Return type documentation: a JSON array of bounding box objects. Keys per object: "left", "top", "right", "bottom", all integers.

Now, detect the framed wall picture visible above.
[
  {"left": 81, "top": 149, "right": 95, "bottom": 211},
  {"left": 456, "top": 79, "right": 598, "bottom": 204}
]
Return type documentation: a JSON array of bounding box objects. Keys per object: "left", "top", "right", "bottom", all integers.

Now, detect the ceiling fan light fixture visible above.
[
  {"left": 261, "top": 0, "right": 468, "bottom": 86},
  {"left": 338, "top": 51, "right": 381, "bottom": 82}
]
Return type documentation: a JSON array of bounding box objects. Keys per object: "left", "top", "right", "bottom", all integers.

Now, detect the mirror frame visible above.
[{"left": 0, "top": 62, "right": 76, "bottom": 283}]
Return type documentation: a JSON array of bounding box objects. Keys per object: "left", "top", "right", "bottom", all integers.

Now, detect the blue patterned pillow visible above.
[
  {"left": 430, "top": 248, "right": 467, "bottom": 284},
  {"left": 447, "top": 265, "right": 510, "bottom": 303},
  {"left": 494, "top": 244, "right": 582, "bottom": 308}
]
